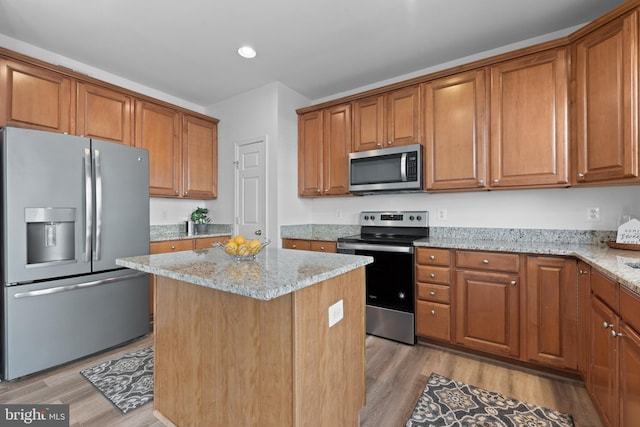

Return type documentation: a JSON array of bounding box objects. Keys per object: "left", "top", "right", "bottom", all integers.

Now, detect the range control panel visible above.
[{"left": 359, "top": 211, "right": 428, "bottom": 227}]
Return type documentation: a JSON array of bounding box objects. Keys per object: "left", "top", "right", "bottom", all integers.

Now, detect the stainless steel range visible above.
[{"left": 337, "top": 211, "right": 428, "bottom": 345}]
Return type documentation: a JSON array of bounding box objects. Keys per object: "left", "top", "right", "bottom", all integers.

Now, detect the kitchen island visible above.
[{"left": 116, "top": 247, "right": 372, "bottom": 427}]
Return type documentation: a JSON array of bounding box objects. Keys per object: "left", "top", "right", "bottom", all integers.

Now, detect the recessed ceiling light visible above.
[{"left": 237, "top": 46, "right": 257, "bottom": 59}]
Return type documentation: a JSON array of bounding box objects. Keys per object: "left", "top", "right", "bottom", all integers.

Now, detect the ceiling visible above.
[{"left": 0, "top": 0, "right": 629, "bottom": 107}]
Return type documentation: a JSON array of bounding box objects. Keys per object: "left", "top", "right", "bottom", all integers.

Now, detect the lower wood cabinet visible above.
[
  {"left": 149, "top": 235, "right": 230, "bottom": 318},
  {"left": 415, "top": 247, "right": 452, "bottom": 342},
  {"left": 282, "top": 238, "right": 337, "bottom": 253},
  {"left": 525, "top": 256, "right": 577, "bottom": 369}
]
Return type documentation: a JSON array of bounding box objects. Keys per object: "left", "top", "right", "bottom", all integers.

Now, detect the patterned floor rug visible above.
[
  {"left": 406, "top": 373, "right": 575, "bottom": 427},
  {"left": 80, "top": 346, "right": 153, "bottom": 414}
]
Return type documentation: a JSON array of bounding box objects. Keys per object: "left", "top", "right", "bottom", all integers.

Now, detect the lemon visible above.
[
  {"left": 234, "top": 234, "right": 246, "bottom": 245},
  {"left": 236, "top": 244, "right": 250, "bottom": 257},
  {"left": 247, "top": 239, "right": 262, "bottom": 254},
  {"left": 224, "top": 241, "right": 238, "bottom": 255}
]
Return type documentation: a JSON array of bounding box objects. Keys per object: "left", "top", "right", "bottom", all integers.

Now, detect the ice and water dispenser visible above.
[{"left": 25, "top": 207, "right": 76, "bottom": 266}]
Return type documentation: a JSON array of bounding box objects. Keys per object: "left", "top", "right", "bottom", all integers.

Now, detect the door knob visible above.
[{"left": 255, "top": 230, "right": 262, "bottom": 236}]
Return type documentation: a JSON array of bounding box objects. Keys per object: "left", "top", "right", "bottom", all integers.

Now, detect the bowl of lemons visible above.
[{"left": 215, "top": 235, "right": 270, "bottom": 261}]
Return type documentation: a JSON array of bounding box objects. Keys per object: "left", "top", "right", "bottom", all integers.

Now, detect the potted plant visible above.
[{"left": 190, "top": 207, "right": 211, "bottom": 234}]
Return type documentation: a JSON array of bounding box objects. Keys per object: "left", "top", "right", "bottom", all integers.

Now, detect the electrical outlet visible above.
[
  {"left": 437, "top": 208, "right": 448, "bottom": 221},
  {"left": 587, "top": 207, "right": 601, "bottom": 222},
  {"left": 328, "top": 300, "right": 343, "bottom": 328}
]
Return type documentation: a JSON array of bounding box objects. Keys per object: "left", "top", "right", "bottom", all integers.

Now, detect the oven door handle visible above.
[{"left": 337, "top": 242, "right": 414, "bottom": 254}]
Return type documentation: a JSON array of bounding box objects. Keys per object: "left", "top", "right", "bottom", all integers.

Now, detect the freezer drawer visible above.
[{"left": 2, "top": 270, "right": 150, "bottom": 380}]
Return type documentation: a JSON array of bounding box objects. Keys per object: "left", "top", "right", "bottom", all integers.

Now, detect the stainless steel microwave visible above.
[{"left": 349, "top": 144, "right": 423, "bottom": 194}]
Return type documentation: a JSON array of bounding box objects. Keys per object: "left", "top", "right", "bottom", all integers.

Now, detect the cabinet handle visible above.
[
  {"left": 292, "top": 244, "right": 297, "bottom": 248},
  {"left": 430, "top": 310, "right": 436, "bottom": 316},
  {"left": 478, "top": 179, "right": 484, "bottom": 185},
  {"left": 577, "top": 173, "right": 585, "bottom": 180},
  {"left": 316, "top": 189, "right": 321, "bottom": 193},
  {"left": 175, "top": 190, "right": 179, "bottom": 195},
  {"left": 429, "top": 255, "right": 435, "bottom": 260},
  {"left": 482, "top": 259, "right": 489, "bottom": 264},
  {"left": 492, "top": 179, "right": 499, "bottom": 184},
  {"left": 171, "top": 246, "right": 176, "bottom": 250},
  {"left": 579, "top": 269, "right": 588, "bottom": 275},
  {"left": 430, "top": 273, "right": 436, "bottom": 278},
  {"left": 611, "top": 330, "right": 623, "bottom": 338},
  {"left": 320, "top": 246, "right": 325, "bottom": 251},
  {"left": 429, "top": 291, "right": 436, "bottom": 296},
  {"left": 376, "top": 143, "right": 382, "bottom": 148},
  {"left": 603, "top": 321, "right": 614, "bottom": 329},
  {"left": 184, "top": 191, "right": 188, "bottom": 196},
  {"left": 387, "top": 141, "right": 393, "bottom": 145},
  {"left": 510, "top": 280, "right": 517, "bottom": 286},
  {"left": 325, "top": 189, "right": 329, "bottom": 193}
]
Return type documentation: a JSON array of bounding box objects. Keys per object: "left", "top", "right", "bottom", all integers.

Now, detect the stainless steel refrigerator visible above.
[{"left": 1, "top": 126, "right": 150, "bottom": 380}]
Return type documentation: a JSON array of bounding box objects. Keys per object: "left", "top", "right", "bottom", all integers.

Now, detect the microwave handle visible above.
[{"left": 400, "top": 153, "right": 407, "bottom": 182}]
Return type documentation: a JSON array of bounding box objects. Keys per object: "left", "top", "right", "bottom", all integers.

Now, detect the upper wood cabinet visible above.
[
  {"left": 135, "top": 100, "right": 218, "bottom": 199},
  {"left": 525, "top": 256, "right": 577, "bottom": 370},
  {"left": 489, "top": 48, "right": 569, "bottom": 188},
  {"left": 298, "top": 104, "right": 351, "bottom": 197},
  {"left": 352, "top": 85, "right": 421, "bottom": 152},
  {"left": 422, "top": 69, "right": 488, "bottom": 190},
  {"left": 76, "top": 82, "right": 133, "bottom": 145},
  {"left": 135, "top": 100, "right": 181, "bottom": 197},
  {"left": 0, "top": 59, "right": 72, "bottom": 133},
  {"left": 574, "top": 10, "right": 639, "bottom": 184},
  {"left": 182, "top": 114, "right": 218, "bottom": 199}
]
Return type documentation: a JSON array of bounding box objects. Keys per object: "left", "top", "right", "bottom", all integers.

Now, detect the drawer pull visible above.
[
  {"left": 430, "top": 273, "right": 436, "bottom": 279},
  {"left": 482, "top": 259, "right": 489, "bottom": 264},
  {"left": 510, "top": 280, "right": 517, "bottom": 286},
  {"left": 320, "top": 246, "right": 325, "bottom": 250},
  {"left": 430, "top": 310, "right": 436, "bottom": 316},
  {"left": 171, "top": 246, "right": 176, "bottom": 250},
  {"left": 429, "top": 255, "right": 435, "bottom": 260},
  {"left": 603, "top": 321, "right": 614, "bottom": 329},
  {"left": 429, "top": 291, "right": 436, "bottom": 296},
  {"left": 292, "top": 244, "right": 297, "bottom": 248}
]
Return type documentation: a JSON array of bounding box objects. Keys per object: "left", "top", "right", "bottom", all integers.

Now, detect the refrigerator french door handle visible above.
[
  {"left": 84, "top": 148, "right": 93, "bottom": 263},
  {"left": 94, "top": 149, "right": 103, "bottom": 261},
  {"left": 12, "top": 272, "right": 149, "bottom": 299}
]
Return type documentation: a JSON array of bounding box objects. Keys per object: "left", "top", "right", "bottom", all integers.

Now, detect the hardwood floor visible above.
[{"left": 0, "top": 333, "right": 603, "bottom": 427}]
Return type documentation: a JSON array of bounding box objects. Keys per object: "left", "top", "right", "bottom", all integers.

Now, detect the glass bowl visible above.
[{"left": 213, "top": 239, "right": 270, "bottom": 261}]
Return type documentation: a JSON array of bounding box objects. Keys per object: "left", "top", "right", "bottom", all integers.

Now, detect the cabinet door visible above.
[
  {"left": 352, "top": 95, "right": 384, "bottom": 152},
  {"left": 135, "top": 100, "right": 181, "bottom": 197},
  {"left": 323, "top": 104, "right": 351, "bottom": 196},
  {"left": 589, "top": 295, "right": 619, "bottom": 427},
  {"left": 619, "top": 322, "right": 640, "bottom": 427},
  {"left": 386, "top": 85, "right": 421, "bottom": 147},
  {"left": 575, "top": 11, "right": 639, "bottom": 183},
  {"left": 298, "top": 111, "right": 323, "bottom": 196},
  {"left": 577, "top": 262, "right": 591, "bottom": 379},
  {"left": 76, "top": 82, "right": 133, "bottom": 145},
  {"left": 490, "top": 48, "right": 569, "bottom": 188},
  {"left": 0, "top": 59, "right": 72, "bottom": 132},
  {"left": 525, "top": 256, "right": 577, "bottom": 369},
  {"left": 455, "top": 269, "right": 520, "bottom": 357},
  {"left": 423, "top": 70, "right": 487, "bottom": 190},
  {"left": 182, "top": 115, "right": 218, "bottom": 199}
]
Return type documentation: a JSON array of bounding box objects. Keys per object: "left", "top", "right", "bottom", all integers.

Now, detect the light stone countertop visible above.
[
  {"left": 116, "top": 246, "right": 373, "bottom": 301},
  {"left": 150, "top": 223, "right": 233, "bottom": 242},
  {"left": 414, "top": 237, "right": 640, "bottom": 295}
]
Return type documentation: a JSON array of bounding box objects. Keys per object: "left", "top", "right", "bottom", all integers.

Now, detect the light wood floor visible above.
[{"left": 0, "top": 333, "right": 603, "bottom": 427}]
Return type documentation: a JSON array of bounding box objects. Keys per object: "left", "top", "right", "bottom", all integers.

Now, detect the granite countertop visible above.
[
  {"left": 116, "top": 247, "right": 373, "bottom": 301},
  {"left": 414, "top": 237, "right": 640, "bottom": 295},
  {"left": 150, "top": 223, "right": 233, "bottom": 242}
]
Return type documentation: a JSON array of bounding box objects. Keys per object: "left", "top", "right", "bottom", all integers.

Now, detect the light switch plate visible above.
[{"left": 328, "top": 299, "right": 344, "bottom": 328}]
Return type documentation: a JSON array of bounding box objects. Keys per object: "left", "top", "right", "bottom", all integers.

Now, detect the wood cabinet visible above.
[
  {"left": 282, "top": 238, "right": 337, "bottom": 253},
  {"left": 182, "top": 115, "right": 218, "bottom": 199},
  {"left": 415, "top": 248, "right": 452, "bottom": 342},
  {"left": 574, "top": 10, "right": 640, "bottom": 184},
  {"left": 352, "top": 85, "right": 421, "bottom": 152},
  {"left": 298, "top": 104, "right": 351, "bottom": 197},
  {"left": 577, "top": 261, "right": 591, "bottom": 379},
  {"left": 619, "top": 288, "right": 640, "bottom": 427},
  {"left": 525, "top": 256, "right": 577, "bottom": 369},
  {"left": 455, "top": 250, "right": 521, "bottom": 357},
  {"left": 422, "top": 69, "right": 488, "bottom": 190},
  {"left": 489, "top": 48, "right": 569, "bottom": 188},
  {"left": 135, "top": 101, "right": 218, "bottom": 199},
  {"left": 0, "top": 59, "right": 72, "bottom": 133},
  {"left": 76, "top": 82, "right": 133, "bottom": 145}
]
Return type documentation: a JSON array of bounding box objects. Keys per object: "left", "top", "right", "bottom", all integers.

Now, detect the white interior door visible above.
[{"left": 234, "top": 137, "right": 266, "bottom": 240}]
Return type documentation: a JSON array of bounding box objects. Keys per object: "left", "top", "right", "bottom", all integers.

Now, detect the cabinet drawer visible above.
[
  {"left": 150, "top": 239, "right": 193, "bottom": 254},
  {"left": 417, "top": 283, "right": 450, "bottom": 303},
  {"left": 194, "top": 235, "right": 230, "bottom": 249},
  {"left": 309, "top": 240, "right": 337, "bottom": 253},
  {"left": 591, "top": 270, "right": 618, "bottom": 311},
  {"left": 620, "top": 287, "right": 640, "bottom": 332},
  {"left": 282, "top": 239, "right": 310, "bottom": 250},
  {"left": 416, "top": 247, "right": 451, "bottom": 266},
  {"left": 456, "top": 250, "right": 520, "bottom": 272},
  {"left": 416, "top": 300, "right": 451, "bottom": 341},
  {"left": 416, "top": 265, "right": 450, "bottom": 285}
]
